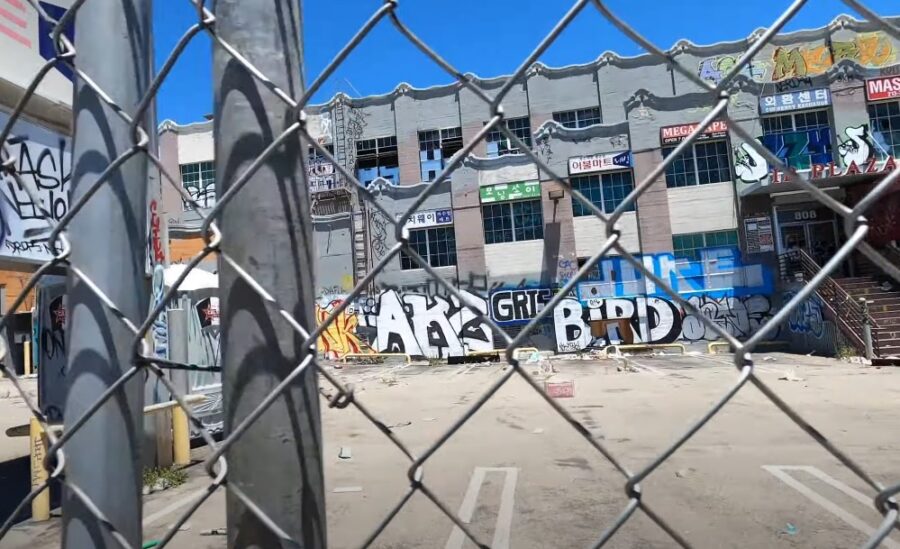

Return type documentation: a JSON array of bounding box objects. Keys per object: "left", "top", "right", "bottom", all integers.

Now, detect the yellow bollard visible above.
[
  {"left": 23, "top": 340, "right": 31, "bottom": 376},
  {"left": 172, "top": 405, "right": 191, "bottom": 466},
  {"left": 30, "top": 417, "right": 50, "bottom": 521}
]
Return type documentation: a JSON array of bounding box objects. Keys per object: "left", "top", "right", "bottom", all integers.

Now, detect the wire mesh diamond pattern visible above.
[{"left": 0, "top": 0, "right": 897, "bottom": 547}]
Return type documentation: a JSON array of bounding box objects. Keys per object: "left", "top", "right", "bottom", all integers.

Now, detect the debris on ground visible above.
[
  {"left": 783, "top": 522, "right": 798, "bottom": 535},
  {"left": 778, "top": 371, "right": 805, "bottom": 382},
  {"left": 422, "top": 417, "right": 436, "bottom": 422},
  {"left": 333, "top": 486, "right": 363, "bottom": 493},
  {"left": 544, "top": 380, "right": 575, "bottom": 398},
  {"left": 763, "top": 356, "right": 776, "bottom": 362},
  {"left": 338, "top": 447, "right": 352, "bottom": 459},
  {"left": 380, "top": 374, "right": 399, "bottom": 386},
  {"left": 200, "top": 528, "right": 227, "bottom": 536},
  {"left": 387, "top": 421, "right": 412, "bottom": 429},
  {"left": 843, "top": 355, "right": 873, "bottom": 365},
  {"left": 674, "top": 467, "right": 696, "bottom": 479},
  {"left": 532, "top": 428, "right": 545, "bottom": 435}
]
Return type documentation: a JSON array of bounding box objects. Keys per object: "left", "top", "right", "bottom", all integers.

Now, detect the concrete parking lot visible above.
[{"left": 3, "top": 352, "right": 900, "bottom": 548}]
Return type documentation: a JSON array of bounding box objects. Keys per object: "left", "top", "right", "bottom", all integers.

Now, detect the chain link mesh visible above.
[{"left": 0, "top": 0, "right": 898, "bottom": 547}]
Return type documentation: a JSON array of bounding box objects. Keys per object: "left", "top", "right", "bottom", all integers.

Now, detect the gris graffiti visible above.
[
  {"left": 553, "top": 294, "right": 776, "bottom": 352},
  {"left": 490, "top": 287, "right": 554, "bottom": 325},
  {"left": 358, "top": 289, "right": 494, "bottom": 358}
]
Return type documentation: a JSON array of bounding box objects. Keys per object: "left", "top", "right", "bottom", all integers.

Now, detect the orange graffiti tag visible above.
[{"left": 316, "top": 299, "right": 371, "bottom": 359}]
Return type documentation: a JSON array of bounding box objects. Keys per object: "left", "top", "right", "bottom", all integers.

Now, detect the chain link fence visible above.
[{"left": 0, "top": 0, "right": 898, "bottom": 547}]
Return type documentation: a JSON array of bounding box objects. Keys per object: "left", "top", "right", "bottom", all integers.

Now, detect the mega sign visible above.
[
  {"left": 568, "top": 151, "right": 631, "bottom": 175},
  {"left": 866, "top": 75, "right": 900, "bottom": 101},
  {"left": 660, "top": 121, "right": 728, "bottom": 145}
]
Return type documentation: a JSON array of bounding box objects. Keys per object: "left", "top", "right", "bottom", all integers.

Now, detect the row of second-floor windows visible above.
[
  {"left": 482, "top": 198, "right": 544, "bottom": 244},
  {"left": 571, "top": 171, "right": 635, "bottom": 216},
  {"left": 869, "top": 100, "right": 900, "bottom": 160},
  {"left": 180, "top": 161, "right": 215, "bottom": 210},
  {"left": 419, "top": 127, "right": 463, "bottom": 181},
  {"left": 356, "top": 136, "right": 399, "bottom": 186},
  {"left": 663, "top": 140, "right": 732, "bottom": 188},
  {"left": 400, "top": 226, "right": 457, "bottom": 270}
]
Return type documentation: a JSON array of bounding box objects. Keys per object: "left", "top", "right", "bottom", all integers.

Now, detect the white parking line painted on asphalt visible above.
[
  {"left": 445, "top": 467, "right": 519, "bottom": 549},
  {"left": 623, "top": 358, "right": 667, "bottom": 376},
  {"left": 762, "top": 465, "right": 900, "bottom": 548}
]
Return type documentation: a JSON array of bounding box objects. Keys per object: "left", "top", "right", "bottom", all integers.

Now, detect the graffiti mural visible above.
[
  {"left": 316, "top": 298, "right": 371, "bottom": 359},
  {"left": 554, "top": 294, "right": 776, "bottom": 352},
  {"left": 490, "top": 287, "right": 554, "bottom": 325},
  {"left": 735, "top": 124, "right": 896, "bottom": 192},
  {"left": 358, "top": 289, "right": 494, "bottom": 358},
  {"left": 697, "top": 32, "right": 896, "bottom": 84},
  {"left": 148, "top": 265, "right": 169, "bottom": 404},
  {"left": 787, "top": 295, "right": 825, "bottom": 339},
  {"left": 0, "top": 112, "right": 71, "bottom": 261},
  {"left": 576, "top": 247, "right": 772, "bottom": 300},
  {"left": 35, "top": 277, "right": 67, "bottom": 421}
]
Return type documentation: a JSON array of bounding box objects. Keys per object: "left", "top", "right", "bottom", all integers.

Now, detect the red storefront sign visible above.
[
  {"left": 866, "top": 76, "right": 900, "bottom": 101},
  {"left": 659, "top": 120, "right": 728, "bottom": 145}
]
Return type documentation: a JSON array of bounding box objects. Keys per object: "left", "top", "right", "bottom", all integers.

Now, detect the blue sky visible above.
[{"left": 154, "top": 0, "right": 898, "bottom": 124}]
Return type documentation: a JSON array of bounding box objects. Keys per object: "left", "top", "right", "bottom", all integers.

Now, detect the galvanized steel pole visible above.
[
  {"left": 62, "top": 0, "right": 152, "bottom": 547},
  {"left": 213, "top": 0, "right": 326, "bottom": 546}
]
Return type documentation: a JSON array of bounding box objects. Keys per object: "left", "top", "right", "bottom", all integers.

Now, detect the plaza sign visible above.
[
  {"left": 479, "top": 181, "right": 540, "bottom": 203},
  {"left": 768, "top": 155, "right": 897, "bottom": 184}
]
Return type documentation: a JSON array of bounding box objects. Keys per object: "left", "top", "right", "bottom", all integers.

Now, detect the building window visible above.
[
  {"left": 552, "top": 107, "right": 602, "bottom": 129},
  {"left": 400, "top": 226, "right": 457, "bottom": 269},
  {"left": 486, "top": 117, "right": 532, "bottom": 157},
  {"left": 482, "top": 199, "right": 543, "bottom": 244},
  {"left": 868, "top": 100, "right": 900, "bottom": 160},
  {"left": 672, "top": 230, "right": 738, "bottom": 261},
  {"left": 570, "top": 171, "right": 636, "bottom": 216},
  {"left": 180, "top": 161, "right": 215, "bottom": 210},
  {"left": 355, "top": 136, "right": 399, "bottom": 186},
  {"left": 419, "top": 127, "right": 463, "bottom": 181},
  {"left": 662, "top": 140, "right": 731, "bottom": 188},
  {"left": 760, "top": 109, "right": 832, "bottom": 170}
]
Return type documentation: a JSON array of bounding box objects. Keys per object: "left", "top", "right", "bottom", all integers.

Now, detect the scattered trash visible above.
[
  {"left": 778, "top": 371, "right": 805, "bottom": 382},
  {"left": 674, "top": 468, "right": 696, "bottom": 479},
  {"left": 544, "top": 380, "right": 575, "bottom": 398},
  {"left": 763, "top": 356, "right": 776, "bottom": 362},
  {"left": 387, "top": 421, "right": 412, "bottom": 429},
  {"left": 200, "top": 528, "right": 227, "bottom": 536},
  {"left": 338, "top": 447, "right": 352, "bottom": 459},
  {"left": 178, "top": 523, "right": 191, "bottom": 532},
  {"left": 806, "top": 351, "right": 815, "bottom": 356},
  {"left": 526, "top": 352, "right": 541, "bottom": 363},
  {"left": 380, "top": 375, "right": 399, "bottom": 386},
  {"left": 844, "top": 356, "right": 873, "bottom": 365},
  {"left": 333, "top": 486, "right": 363, "bottom": 493},
  {"left": 422, "top": 417, "right": 436, "bottom": 422},
  {"left": 784, "top": 522, "right": 798, "bottom": 536},
  {"left": 532, "top": 428, "right": 544, "bottom": 435}
]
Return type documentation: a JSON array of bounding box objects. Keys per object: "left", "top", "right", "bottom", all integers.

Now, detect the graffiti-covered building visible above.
[
  {"left": 160, "top": 15, "right": 900, "bottom": 359},
  {"left": 0, "top": 0, "right": 77, "bottom": 374}
]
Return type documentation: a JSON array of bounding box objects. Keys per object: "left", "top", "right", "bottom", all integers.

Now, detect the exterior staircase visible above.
[{"left": 837, "top": 255, "right": 900, "bottom": 357}]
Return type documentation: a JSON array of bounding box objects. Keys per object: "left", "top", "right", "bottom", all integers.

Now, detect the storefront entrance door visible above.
[{"left": 776, "top": 205, "right": 839, "bottom": 267}]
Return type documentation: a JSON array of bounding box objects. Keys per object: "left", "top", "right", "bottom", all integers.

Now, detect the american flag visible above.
[{"left": 0, "top": 0, "right": 30, "bottom": 48}]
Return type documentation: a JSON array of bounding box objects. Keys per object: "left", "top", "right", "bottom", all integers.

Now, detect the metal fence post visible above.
[
  {"left": 861, "top": 297, "right": 874, "bottom": 360},
  {"left": 61, "top": 0, "right": 152, "bottom": 547},
  {"left": 213, "top": 0, "right": 326, "bottom": 547}
]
